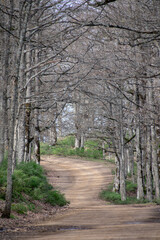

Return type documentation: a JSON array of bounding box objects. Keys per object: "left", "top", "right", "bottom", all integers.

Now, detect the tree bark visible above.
[
  {"left": 146, "top": 126, "right": 153, "bottom": 201},
  {"left": 2, "top": 0, "right": 32, "bottom": 218},
  {"left": 151, "top": 124, "right": 159, "bottom": 199},
  {"left": 113, "top": 156, "right": 120, "bottom": 193},
  {"left": 119, "top": 98, "right": 126, "bottom": 201},
  {"left": 2, "top": 77, "right": 18, "bottom": 218}
]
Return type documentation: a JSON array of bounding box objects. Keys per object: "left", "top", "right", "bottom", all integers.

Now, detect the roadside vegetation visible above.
[
  {"left": 100, "top": 179, "right": 160, "bottom": 205},
  {"left": 0, "top": 158, "right": 69, "bottom": 215},
  {"left": 100, "top": 181, "right": 148, "bottom": 205},
  {"left": 40, "top": 136, "right": 106, "bottom": 160}
]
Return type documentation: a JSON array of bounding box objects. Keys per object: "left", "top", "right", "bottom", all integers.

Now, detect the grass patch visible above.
[
  {"left": 126, "top": 180, "right": 137, "bottom": 194},
  {"left": 0, "top": 159, "right": 69, "bottom": 215},
  {"left": 45, "top": 190, "right": 67, "bottom": 206},
  {"left": 40, "top": 136, "right": 103, "bottom": 160},
  {"left": 100, "top": 181, "right": 149, "bottom": 205},
  {"left": 10, "top": 214, "right": 16, "bottom": 219},
  {"left": 11, "top": 203, "right": 28, "bottom": 214},
  {"left": 105, "top": 158, "right": 115, "bottom": 164},
  {"left": 11, "top": 202, "right": 36, "bottom": 214}
]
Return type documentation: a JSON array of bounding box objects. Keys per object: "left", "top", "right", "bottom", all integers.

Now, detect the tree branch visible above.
[{"left": 87, "top": 0, "right": 116, "bottom": 7}]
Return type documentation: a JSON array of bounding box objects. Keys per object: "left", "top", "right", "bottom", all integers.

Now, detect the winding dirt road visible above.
[{"left": 18, "top": 156, "right": 160, "bottom": 239}]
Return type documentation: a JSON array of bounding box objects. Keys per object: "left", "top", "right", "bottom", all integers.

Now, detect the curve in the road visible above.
[{"left": 17, "top": 156, "right": 160, "bottom": 240}]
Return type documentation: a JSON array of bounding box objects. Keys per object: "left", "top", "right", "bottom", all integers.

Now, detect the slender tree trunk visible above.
[
  {"left": 24, "top": 45, "right": 32, "bottom": 162},
  {"left": 0, "top": 88, "right": 4, "bottom": 164},
  {"left": 2, "top": 0, "right": 32, "bottom": 218},
  {"left": 102, "top": 141, "right": 105, "bottom": 160},
  {"left": 49, "top": 123, "right": 58, "bottom": 146},
  {"left": 146, "top": 126, "right": 153, "bottom": 201},
  {"left": 1, "top": 77, "right": 18, "bottom": 218},
  {"left": 0, "top": 18, "right": 4, "bottom": 164},
  {"left": 136, "top": 125, "right": 144, "bottom": 199},
  {"left": 113, "top": 155, "right": 120, "bottom": 193},
  {"left": 34, "top": 75, "right": 41, "bottom": 164},
  {"left": 58, "top": 114, "right": 63, "bottom": 137},
  {"left": 17, "top": 49, "right": 26, "bottom": 163},
  {"left": 150, "top": 78, "right": 159, "bottom": 199},
  {"left": 151, "top": 124, "right": 159, "bottom": 199},
  {"left": 119, "top": 98, "right": 126, "bottom": 201},
  {"left": 80, "top": 133, "right": 85, "bottom": 149},
  {"left": 34, "top": 36, "right": 40, "bottom": 164},
  {"left": 130, "top": 145, "right": 135, "bottom": 183},
  {"left": 0, "top": 83, "right": 3, "bottom": 164},
  {"left": 24, "top": 103, "right": 32, "bottom": 161},
  {"left": 135, "top": 80, "right": 144, "bottom": 200},
  {"left": 75, "top": 134, "right": 81, "bottom": 148},
  {"left": 0, "top": 0, "right": 12, "bottom": 163},
  {"left": 75, "top": 101, "right": 81, "bottom": 148},
  {"left": 1, "top": 0, "right": 15, "bottom": 218},
  {"left": 125, "top": 148, "right": 130, "bottom": 175}
]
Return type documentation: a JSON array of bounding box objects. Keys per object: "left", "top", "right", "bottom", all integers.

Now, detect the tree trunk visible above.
[
  {"left": 102, "top": 141, "right": 105, "bottom": 160},
  {"left": 80, "top": 133, "right": 85, "bottom": 149},
  {"left": 17, "top": 49, "right": 26, "bottom": 163},
  {"left": 2, "top": 77, "right": 18, "bottom": 218},
  {"left": 135, "top": 79, "right": 144, "bottom": 200},
  {"left": 0, "top": 0, "right": 12, "bottom": 163},
  {"left": 130, "top": 146, "right": 135, "bottom": 183},
  {"left": 136, "top": 126, "right": 144, "bottom": 199},
  {"left": 34, "top": 44, "right": 40, "bottom": 164},
  {"left": 0, "top": 26, "right": 4, "bottom": 164},
  {"left": 113, "top": 155, "right": 120, "bottom": 193},
  {"left": 24, "top": 45, "right": 32, "bottom": 162},
  {"left": 75, "top": 134, "right": 81, "bottom": 148},
  {"left": 50, "top": 123, "right": 57, "bottom": 146},
  {"left": 151, "top": 124, "right": 159, "bottom": 199},
  {"left": 119, "top": 98, "right": 126, "bottom": 201},
  {"left": 24, "top": 103, "right": 32, "bottom": 162},
  {"left": 34, "top": 76, "right": 41, "bottom": 164},
  {"left": 2, "top": 0, "right": 32, "bottom": 218},
  {"left": 146, "top": 126, "right": 153, "bottom": 201}
]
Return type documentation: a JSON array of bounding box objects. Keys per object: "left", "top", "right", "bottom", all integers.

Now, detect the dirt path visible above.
[{"left": 16, "top": 156, "right": 160, "bottom": 239}]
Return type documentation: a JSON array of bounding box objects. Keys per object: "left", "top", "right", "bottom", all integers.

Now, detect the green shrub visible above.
[
  {"left": 100, "top": 189, "right": 121, "bottom": 204},
  {"left": 40, "top": 143, "right": 53, "bottom": 155},
  {"left": 45, "top": 190, "right": 69, "bottom": 206},
  {"left": 0, "top": 159, "right": 69, "bottom": 212},
  {"left": 17, "top": 161, "right": 44, "bottom": 178},
  {"left": 12, "top": 170, "right": 29, "bottom": 200},
  {"left": 100, "top": 182, "right": 149, "bottom": 205},
  {"left": 0, "top": 157, "right": 8, "bottom": 170},
  {"left": 27, "top": 203, "right": 36, "bottom": 212},
  {"left": 0, "top": 173, "right": 7, "bottom": 188},
  {"left": 11, "top": 203, "right": 28, "bottom": 214},
  {"left": 0, "top": 187, "right": 6, "bottom": 199},
  {"left": 58, "top": 135, "right": 75, "bottom": 147},
  {"left": 126, "top": 181, "right": 137, "bottom": 193},
  {"left": 32, "top": 188, "right": 44, "bottom": 200},
  {"left": 0, "top": 158, "right": 8, "bottom": 189},
  {"left": 39, "top": 182, "right": 53, "bottom": 192},
  {"left": 27, "top": 176, "right": 40, "bottom": 188}
]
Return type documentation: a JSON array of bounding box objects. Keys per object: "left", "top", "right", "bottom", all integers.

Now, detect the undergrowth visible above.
[
  {"left": 100, "top": 181, "right": 149, "bottom": 205},
  {"left": 0, "top": 160, "right": 69, "bottom": 215},
  {"left": 40, "top": 136, "right": 103, "bottom": 159}
]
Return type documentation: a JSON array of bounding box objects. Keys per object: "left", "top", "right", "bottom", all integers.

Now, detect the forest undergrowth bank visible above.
[{"left": 0, "top": 157, "right": 69, "bottom": 221}]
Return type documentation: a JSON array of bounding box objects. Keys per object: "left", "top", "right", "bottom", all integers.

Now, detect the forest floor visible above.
[{"left": 1, "top": 155, "right": 160, "bottom": 240}]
